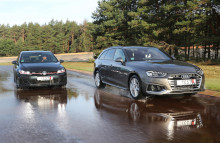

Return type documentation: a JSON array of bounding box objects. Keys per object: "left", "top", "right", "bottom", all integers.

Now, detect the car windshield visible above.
[
  {"left": 124, "top": 47, "right": 172, "bottom": 61},
  {"left": 20, "top": 52, "right": 58, "bottom": 63}
]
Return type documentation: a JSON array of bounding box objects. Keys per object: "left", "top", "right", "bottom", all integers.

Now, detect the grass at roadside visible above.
[
  {"left": 205, "top": 79, "right": 220, "bottom": 91},
  {"left": 62, "top": 62, "right": 94, "bottom": 72},
  {"left": 192, "top": 63, "right": 220, "bottom": 91},
  {"left": 0, "top": 62, "right": 12, "bottom": 66}
]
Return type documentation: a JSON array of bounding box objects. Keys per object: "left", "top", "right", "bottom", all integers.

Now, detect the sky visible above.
[{"left": 0, "top": 0, "right": 99, "bottom": 26}]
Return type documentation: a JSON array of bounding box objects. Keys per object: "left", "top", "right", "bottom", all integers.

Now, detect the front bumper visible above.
[
  {"left": 142, "top": 73, "right": 205, "bottom": 95},
  {"left": 17, "top": 73, "right": 67, "bottom": 87}
]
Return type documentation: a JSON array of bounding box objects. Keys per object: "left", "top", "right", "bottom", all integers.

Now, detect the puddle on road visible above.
[
  {"left": 0, "top": 66, "right": 14, "bottom": 91},
  {"left": 0, "top": 66, "right": 220, "bottom": 143},
  {"left": 1, "top": 86, "right": 218, "bottom": 143}
]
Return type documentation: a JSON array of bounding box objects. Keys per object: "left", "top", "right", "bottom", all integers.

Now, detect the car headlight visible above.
[
  {"left": 146, "top": 71, "right": 167, "bottom": 77},
  {"left": 197, "top": 69, "right": 204, "bottom": 75},
  {"left": 19, "top": 70, "right": 31, "bottom": 75},
  {"left": 57, "top": 68, "right": 66, "bottom": 74}
]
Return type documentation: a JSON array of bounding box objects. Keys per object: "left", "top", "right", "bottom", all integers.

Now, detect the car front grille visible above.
[
  {"left": 168, "top": 73, "right": 202, "bottom": 91},
  {"left": 30, "top": 71, "right": 57, "bottom": 75},
  {"left": 19, "top": 76, "right": 61, "bottom": 85}
]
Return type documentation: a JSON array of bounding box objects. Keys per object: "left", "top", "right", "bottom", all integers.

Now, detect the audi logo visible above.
[{"left": 181, "top": 74, "right": 190, "bottom": 79}]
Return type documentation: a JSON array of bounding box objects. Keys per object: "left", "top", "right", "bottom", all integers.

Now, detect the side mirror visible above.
[
  {"left": 94, "top": 55, "right": 98, "bottom": 59},
  {"left": 12, "top": 61, "right": 17, "bottom": 65},
  {"left": 60, "top": 59, "right": 64, "bottom": 63},
  {"left": 115, "top": 57, "right": 125, "bottom": 64}
]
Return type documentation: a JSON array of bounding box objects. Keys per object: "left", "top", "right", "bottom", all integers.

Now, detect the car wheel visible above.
[
  {"left": 129, "top": 75, "right": 142, "bottom": 99},
  {"left": 94, "top": 71, "right": 106, "bottom": 89},
  {"left": 16, "top": 78, "right": 21, "bottom": 89}
]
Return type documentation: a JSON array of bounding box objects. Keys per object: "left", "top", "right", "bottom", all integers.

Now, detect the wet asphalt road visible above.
[{"left": 0, "top": 66, "right": 220, "bottom": 143}]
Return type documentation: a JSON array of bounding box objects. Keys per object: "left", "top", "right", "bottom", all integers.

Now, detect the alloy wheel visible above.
[
  {"left": 95, "top": 73, "right": 101, "bottom": 87},
  {"left": 130, "top": 78, "right": 140, "bottom": 98}
]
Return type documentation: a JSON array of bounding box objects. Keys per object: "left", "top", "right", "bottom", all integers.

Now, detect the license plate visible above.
[
  {"left": 177, "top": 120, "right": 195, "bottom": 127},
  {"left": 177, "top": 79, "right": 196, "bottom": 86},
  {"left": 37, "top": 76, "right": 53, "bottom": 81}
]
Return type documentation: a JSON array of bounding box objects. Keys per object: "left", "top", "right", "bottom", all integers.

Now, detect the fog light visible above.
[
  {"left": 147, "top": 84, "right": 164, "bottom": 92},
  {"left": 157, "top": 86, "right": 161, "bottom": 91},
  {"left": 152, "top": 85, "right": 157, "bottom": 91}
]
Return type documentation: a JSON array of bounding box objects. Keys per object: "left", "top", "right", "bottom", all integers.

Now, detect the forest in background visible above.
[{"left": 0, "top": 0, "right": 219, "bottom": 62}]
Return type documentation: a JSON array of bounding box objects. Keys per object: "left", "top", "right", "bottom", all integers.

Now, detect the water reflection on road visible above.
[{"left": 0, "top": 66, "right": 220, "bottom": 143}]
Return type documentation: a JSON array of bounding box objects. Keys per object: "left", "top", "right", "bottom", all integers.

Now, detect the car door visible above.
[
  {"left": 97, "top": 50, "right": 108, "bottom": 82},
  {"left": 103, "top": 49, "right": 116, "bottom": 84},
  {"left": 111, "top": 49, "right": 129, "bottom": 88}
]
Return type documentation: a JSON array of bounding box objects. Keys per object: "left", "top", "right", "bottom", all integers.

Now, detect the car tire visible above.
[
  {"left": 14, "top": 75, "right": 16, "bottom": 82},
  {"left": 94, "top": 71, "right": 106, "bottom": 89},
  {"left": 16, "top": 78, "right": 21, "bottom": 89},
  {"left": 129, "top": 75, "right": 143, "bottom": 99}
]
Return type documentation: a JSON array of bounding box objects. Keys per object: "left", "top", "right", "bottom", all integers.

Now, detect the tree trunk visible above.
[
  {"left": 169, "top": 47, "right": 172, "bottom": 56},
  {"left": 193, "top": 44, "right": 195, "bottom": 58},
  {"left": 208, "top": 43, "right": 211, "bottom": 59},
  {"left": 67, "top": 40, "right": 69, "bottom": 53},
  {"left": 13, "top": 33, "right": 16, "bottom": 43},
  {"left": 174, "top": 47, "right": 178, "bottom": 57},
  {"left": 216, "top": 42, "right": 219, "bottom": 60},
  {"left": 204, "top": 44, "right": 207, "bottom": 61},
  {"left": 188, "top": 46, "right": 190, "bottom": 60},
  {"left": 196, "top": 46, "right": 198, "bottom": 60},
  {"left": 71, "top": 32, "right": 74, "bottom": 52},
  {"left": 22, "top": 29, "right": 25, "bottom": 42}
]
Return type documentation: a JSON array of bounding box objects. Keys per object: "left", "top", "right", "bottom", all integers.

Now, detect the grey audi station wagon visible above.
[{"left": 94, "top": 46, "right": 205, "bottom": 99}]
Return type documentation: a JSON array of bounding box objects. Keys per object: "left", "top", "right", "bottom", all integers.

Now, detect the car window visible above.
[
  {"left": 124, "top": 47, "right": 171, "bottom": 61},
  {"left": 99, "top": 50, "right": 108, "bottom": 60},
  {"left": 105, "top": 49, "right": 116, "bottom": 60},
  {"left": 114, "top": 49, "right": 125, "bottom": 61},
  {"left": 20, "top": 52, "right": 58, "bottom": 63}
]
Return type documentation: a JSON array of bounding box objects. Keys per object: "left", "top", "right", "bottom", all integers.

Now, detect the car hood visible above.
[
  {"left": 20, "top": 63, "right": 63, "bottom": 72},
  {"left": 127, "top": 60, "right": 199, "bottom": 74}
]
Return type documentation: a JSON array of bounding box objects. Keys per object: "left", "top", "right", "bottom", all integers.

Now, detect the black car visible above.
[
  {"left": 12, "top": 51, "right": 67, "bottom": 88},
  {"left": 94, "top": 46, "right": 205, "bottom": 99}
]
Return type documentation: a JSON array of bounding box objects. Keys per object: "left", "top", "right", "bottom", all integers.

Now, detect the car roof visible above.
[
  {"left": 21, "top": 51, "right": 52, "bottom": 54},
  {"left": 122, "top": 46, "right": 156, "bottom": 49},
  {"left": 105, "top": 46, "right": 156, "bottom": 50}
]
